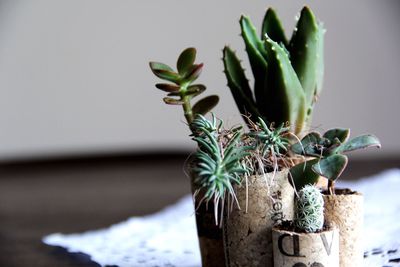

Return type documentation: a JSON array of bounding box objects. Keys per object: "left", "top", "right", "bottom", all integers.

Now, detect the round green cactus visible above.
[{"left": 294, "top": 185, "right": 324, "bottom": 233}]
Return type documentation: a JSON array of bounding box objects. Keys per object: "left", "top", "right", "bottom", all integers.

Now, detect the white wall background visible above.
[{"left": 0, "top": 0, "right": 399, "bottom": 160}]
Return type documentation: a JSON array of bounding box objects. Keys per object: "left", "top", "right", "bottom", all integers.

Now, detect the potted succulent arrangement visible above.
[
  {"left": 149, "top": 5, "right": 381, "bottom": 267},
  {"left": 272, "top": 185, "right": 339, "bottom": 267}
]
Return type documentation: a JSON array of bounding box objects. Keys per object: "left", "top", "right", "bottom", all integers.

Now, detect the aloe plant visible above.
[
  {"left": 223, "top": 7, "right": 325, "bottom": 134},
  {"left": 294, "top": 185, "right": 324, "bottom": 233},
  {"left": 290, "top": 128, "right": 381, "bottom": 194},
  {"left": 149, "top": 47, "right": 219, "bottom": 127},
  {"left": 191, "top": 114, "right": 251, "bottom": 225}
]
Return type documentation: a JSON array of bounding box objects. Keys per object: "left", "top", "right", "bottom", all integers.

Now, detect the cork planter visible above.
[
  {"left": 272, "top": 224, "right": 339, "bottom": 267},
  {"left": 323, "top": 188, "right": 363, "bottom": 267},
  {"left": 188, "top": 158, "right": 226, "bottom": 267},
  {"left": 223, "top": 169, "right": 295, "bottom": 267}
]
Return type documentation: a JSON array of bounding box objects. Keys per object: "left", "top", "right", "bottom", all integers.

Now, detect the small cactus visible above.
[
  {"left": 223, "top": 7, "right": 325, "bottom": 134},
  {"left": 294, "top": 185, "right": 324, "bottom": 233}
]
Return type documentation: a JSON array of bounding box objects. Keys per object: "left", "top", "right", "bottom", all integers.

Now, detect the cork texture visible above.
[
  {"left": 223, "top": 169, "right": 294, "bottom": 267},
  {"left": 272, "top": 226, "right": 339, "bottom": 267},
  {"left": 323, "top": 190, "right": 363, "bottom": 267}
]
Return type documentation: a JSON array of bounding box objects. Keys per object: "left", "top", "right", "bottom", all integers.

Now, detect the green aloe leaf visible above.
[
  {"left": 155, "top": 83, "right": 180, "bottom": 93},
  {"left": 192, "top": 95, "right": 219, "bottom": 115},
  {"left": 337, "top": 134, "right": 381, "bottom": 153},
  {"left": 312, "top": 154, "right": 348, "bottom": 181},
  {"left": 222, "top": 46, "right": 259, "bottom": 120},
  {"left": 177, "top": 47, "right": 196, "bottom": 75},
  {"left": 289, "top": 6, "right": 325, "bottom": 123},
  {"left": 263, "top": 34, "right": 306, "bottom": 134},
  {"left": 261, "top": 8, "right": 287, "bottom": 47},
  {"left": 323, "top": 128, "right": 350, "bottom": 143},
  {"left": 289, "top": 158, "right": 320, "bottom": 190}
]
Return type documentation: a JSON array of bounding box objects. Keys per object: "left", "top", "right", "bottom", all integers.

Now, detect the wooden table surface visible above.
[{"left": 0, "top": 152, "right": 398, "bottom": 267}]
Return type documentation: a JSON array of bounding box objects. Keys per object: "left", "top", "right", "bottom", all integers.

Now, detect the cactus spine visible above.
[
  {"left": 294, "top": 185, "right": 324, "bottom": 233},
  {"left": 223, "top": 7, "right": 325, "bottom": 135}
]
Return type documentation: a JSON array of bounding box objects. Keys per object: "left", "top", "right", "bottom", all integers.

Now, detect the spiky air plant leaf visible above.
[
  {"left": 150, "top": 47, "right": 219, "bottom": 128},
  {"left": 191, "top": 114, "right": 251, "bottom": 225},
  {"left": 294, "top": 185, "right": 324, "bottom": 233},
  {"left": 248, "top": 117, "right": 290, "bottom": 158},
  {"left": 223, "top": 7, "right": 325, "bottom": 135},
  {"left": 290, "top": 128, "right": 381, "bottom": 193}
]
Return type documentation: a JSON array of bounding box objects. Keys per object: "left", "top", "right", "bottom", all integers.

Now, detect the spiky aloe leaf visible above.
[
  {"left": 289, "top": 158, "right": 320, "bottom": 190},
  {"left": 192, "top": 95, "right": 219, "bottom": 116},
  {"left": 263, "top": 34, "right": 306, "bottom": 134},
  {"left": 261, "top": 8, "right": 287, "bottom": 47},
  {"left": 312, "top": 154, "right": 348, "bottom": 181},
  {"left": 337, "top": 134, "right": 381, "bottom": 153},
  {"left": 289, "top": 6, "right": 325, "bottom": 124},
  {"left": 323, "top": 128, "right": 350, "bottom": 143},
  {"left": 177, "top": 47, "right": 196, "bottom": 75},
  {"left": 222, "top": 46, "right": 259, "bottom": 120}
]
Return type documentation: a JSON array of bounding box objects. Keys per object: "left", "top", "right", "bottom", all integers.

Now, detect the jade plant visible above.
[
  {"left": 149, "top": 47, "right": 219, "bottom": 127},
  {"left": 223, "top": 7, "right": 325, "bottom": 134},
  {"left": 190, "top": 114, "right": 252, "bottom": 225},
  {"left": 290, "top": 129, "right": 381, "bottom": 194},
  {"left": 294, "top": 185, "right": 324, "bottom": 233}
]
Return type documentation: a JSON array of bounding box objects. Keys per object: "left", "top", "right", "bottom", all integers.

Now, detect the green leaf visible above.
[
  {"left": 337, "top": 134, "right": 381, "bottom": 153},
  {"left": 177, "top": 47, "right": 196, "bottom": 75},
  {"left": 149, "top": 62, "right": 180, "bottom": 83},
  {"left": 163, "top": 97, "right": 184, "bottom": 105},
  {"left": 263, "top": 34, "right": 307, "bottom": 134},
  {"left": 323, "top": 128, "right": 350, "bottom": 143},
  {"left": 222, "top": 46, "right": 259, "bottom": 120},
  {"left": 261, "top": 8, "right": 287, "bottom": 47},
  {"left": 291, "top": 131, "right": 322, "bottom": 156},
  {"left": 312, "top": 154, "right": 348, "bottom": 181},
  {"left": 183, "top": 63, "right": 203, "bottom": 82},
  {"left": 289, "top": 6, "right": 325, "bottom": 123},
  {"left": 192, "top": 95, "right": 219, "bottom": 116},
  {"left": 155, "top": 83, "right": 180, "bottom": 93},
  {"left": 289, "top": 159, "right": 320, "bottom": 190},
  {"left": 185, "top": 84, "right": 206, "bottom": 98}
]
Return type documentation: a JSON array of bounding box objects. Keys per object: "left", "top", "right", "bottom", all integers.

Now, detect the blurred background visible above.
[
  {"left": 0, "top": 1, "right": 399, "bottom": 266},
  {"left": 0, "top": 0, "right": 399, "bottom": 161}
]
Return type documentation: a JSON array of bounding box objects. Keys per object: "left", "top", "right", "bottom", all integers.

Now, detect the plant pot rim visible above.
[
  {"left": 272, "top": 222, "right": 337, "bottom": 236},
  {"left": 322, "top": 188, "right": 362, "bottom": 196}
]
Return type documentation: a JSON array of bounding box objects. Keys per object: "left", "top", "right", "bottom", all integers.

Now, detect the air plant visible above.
[
  {"left": 294, "top": 185, "right": 324, "bottom": 233},
  {"left": 222, "top": 7, "right": 325, "bottom": 134},
  {"left": 191, "top": 114, "right": 252, "bottom": 225},
  {"left": 149, "top": 47, "right": 219, "bottom": 127},
  {"left": 289, "top": 128, "right": 381, "bottom": 194}
]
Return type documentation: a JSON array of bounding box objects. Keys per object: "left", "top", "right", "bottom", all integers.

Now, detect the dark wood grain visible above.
[{"left": 0, "top": 152, "right": 398, "bottom": 267}]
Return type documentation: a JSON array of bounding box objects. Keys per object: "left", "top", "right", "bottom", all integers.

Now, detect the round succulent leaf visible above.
[
  {"left": 289, "top": 158, "right": 320, "bottom": 191},
  {"left": 149, "top": 62, "right": 174, "bottom": 72},
  {"left": 183, "top": 63, "right": 203, "bottom": 82},
  {"left": 192, "top": 95, "right": 219, "bottom": 116},
  {"left": 177, "top": 47, "right": 197, "bottom": 75},
  {"left": 337, "top": 134, "right": 381, "bottom": 153},
  {"left": 323, "top": 128, "right": 350, "bottom": 143},
  {"left": 163, "top": 97, "right": 184, "bottom": 105},
  {"left": 149, "top": 65, "right": 180, "bottom": 84},
  {"left": 312, "top": 154, "right": 348, "bottom": 181},
  {"left": 291, "top": 131, "right": 322, "bottom": 156},
  {"left": 185, "top": 84, "right": 206, "bottom": 98},
  {"left": 155, "top": 83, "right": 180, "bottom": 93}
]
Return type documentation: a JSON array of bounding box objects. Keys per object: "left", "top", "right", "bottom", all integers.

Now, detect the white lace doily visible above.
[{"left": 43, "top": 169, "right": 400, "bottom": 267}]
